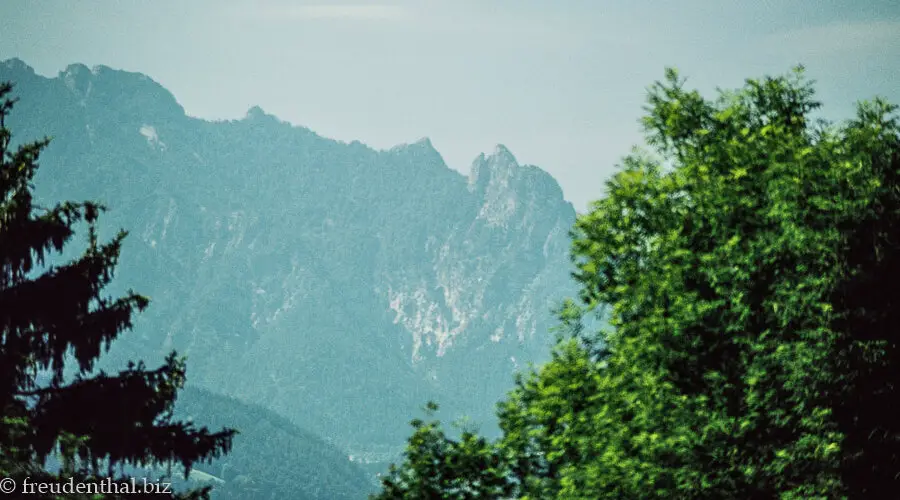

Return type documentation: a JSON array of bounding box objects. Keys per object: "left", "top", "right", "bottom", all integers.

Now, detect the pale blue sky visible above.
[{"left": 2, "top": 0, "right": 899, "bottom": 210}]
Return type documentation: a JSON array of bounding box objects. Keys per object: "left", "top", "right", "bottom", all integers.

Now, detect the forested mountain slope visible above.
[{"left": 173, "top": 387, "right": 374, "bottom": 499}]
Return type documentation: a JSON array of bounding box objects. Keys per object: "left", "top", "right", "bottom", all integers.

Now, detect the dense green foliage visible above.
[
  {"left": 0, "top": 82, "right": 235, "bottom": 499},
  {"left": 376, "top": 402, "right": 513, "bottom": 499},
  {"left": 374, "top": 68, "right": 900, "bottom": 499}
]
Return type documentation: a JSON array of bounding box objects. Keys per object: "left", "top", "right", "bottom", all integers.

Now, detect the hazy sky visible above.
[{"left": 2, "top": 0, "right": 899, "bottom": 211}]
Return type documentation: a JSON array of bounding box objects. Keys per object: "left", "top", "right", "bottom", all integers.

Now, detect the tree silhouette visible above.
[{"left": 0, "top": 81, "right": 235, "bottom": 499}]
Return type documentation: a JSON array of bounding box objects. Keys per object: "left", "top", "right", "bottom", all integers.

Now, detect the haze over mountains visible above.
[{"left": 0, "top": 57, "right": 579, "bottom": 489}]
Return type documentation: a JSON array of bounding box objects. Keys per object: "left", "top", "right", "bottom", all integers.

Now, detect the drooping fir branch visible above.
[{"left": 0, "top": 80, "right": 236, "bottom": 498}]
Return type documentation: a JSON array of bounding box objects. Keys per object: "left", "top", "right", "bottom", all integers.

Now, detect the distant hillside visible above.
[{"left": 173, "top": 387, "right": 373, "bottom": 500}]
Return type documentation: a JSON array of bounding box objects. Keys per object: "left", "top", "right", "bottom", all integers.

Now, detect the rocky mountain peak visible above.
[
  {"left": 62, "top": 62, "right": 92, "bottom": 76},
  {"left": 245, "top": 105, "right": 269, "bottom": 120},
  {"left": 468, "top": 144, "right": 520, "bottom": 186},
  {"left": 2, "top": 57, "right": 35, "bottom": 76},
  {"left": 490, "top": 143, "right": 518, "bottom": 165},
  {"left": 61, "top": 63, "right": 93, "bottom": 99},
  {"left": 387, "top": 136, "right": 446, "bottom": 167},
  {"left": 54, "top": 61, "right": 186, "bottom": 119},
  {"left": 389, "top": 136, "right": 435, "bottom": 152},
  {"left": 467, "top": 144, "right": 569, "bottom": 227}
]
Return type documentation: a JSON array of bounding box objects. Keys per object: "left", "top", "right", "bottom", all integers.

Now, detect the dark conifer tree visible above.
[{"left": 0, "top": 81, "right": 235, "bottom": 499}]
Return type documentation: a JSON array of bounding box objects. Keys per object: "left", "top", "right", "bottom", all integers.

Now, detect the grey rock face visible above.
[{"left": 1, "top": 59, "right": 577, "bottom": 463}]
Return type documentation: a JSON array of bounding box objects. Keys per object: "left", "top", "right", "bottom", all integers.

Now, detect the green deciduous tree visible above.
[
  {"left": 0, "top": 81, "right": 236, "bottom": 499},
  {"left": 374, "top": 67, "right": 900, "bottom": 499},
  {"left": 372, "top": 402, "right": 514, "bottom": 499}
]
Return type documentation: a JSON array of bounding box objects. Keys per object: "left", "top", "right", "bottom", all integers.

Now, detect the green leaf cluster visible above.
[{"left": 375, "top": 67, "right": 900, "bottom": 499}]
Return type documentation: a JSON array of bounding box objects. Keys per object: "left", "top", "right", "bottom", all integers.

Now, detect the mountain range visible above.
[{"left": 1, "top": 57, "right": 579, "bottom": 486}]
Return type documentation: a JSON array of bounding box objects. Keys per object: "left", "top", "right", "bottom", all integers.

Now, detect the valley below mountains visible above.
[{"left": 1, "top": 58, "right": 579, "bottom": 492}]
